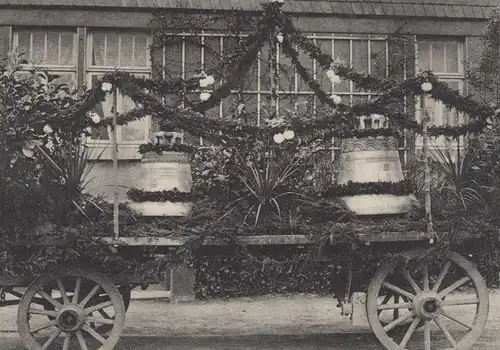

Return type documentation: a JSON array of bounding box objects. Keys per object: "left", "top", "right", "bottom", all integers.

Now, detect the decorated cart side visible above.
[{"left": 1, "top": 2, "right": 499, "bottom": 350}]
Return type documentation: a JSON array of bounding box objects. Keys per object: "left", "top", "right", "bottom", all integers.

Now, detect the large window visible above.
[
  {"left": 416, "top": 38, "right": 465, "bottom": 148},
  {"left": 163, "top": 33, "right": 390, "bottom": 125},
  {"left": 12, "top": 28, "right": 77, "bottom": 90},
  {"left": 87, "top": 30, "right": 152, "bottom": 158}
]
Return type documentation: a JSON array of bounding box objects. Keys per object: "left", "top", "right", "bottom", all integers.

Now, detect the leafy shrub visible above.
[{"left": 195, "top": 254, "right": 346, "bottom": 299}]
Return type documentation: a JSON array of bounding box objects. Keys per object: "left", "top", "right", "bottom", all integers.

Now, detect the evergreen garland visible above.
[
  {"left": 324, "top": 180, "right": 415, "bottom": 198},
  {"left": 138, "top": 143, "right": 196, "bottom": 154},
  {"left": 127, "top": 188, "right": 198, "bottom": 203}
]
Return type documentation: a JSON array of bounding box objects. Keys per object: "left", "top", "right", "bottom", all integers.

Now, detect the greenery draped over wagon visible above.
[{"left": 1, "top": 1, "right": 500, "bottom": 294}]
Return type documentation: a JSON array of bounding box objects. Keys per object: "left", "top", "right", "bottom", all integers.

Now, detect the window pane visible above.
[
  {"left": 184, "top": 37, "right": 201, "bottom": 77},
  {"left": 431, "top": 41, "right": 445, "bottom": 72},
  {"left": 333, "top": 40, "right": 350, "bottom": 93},
  {"left": 17, "top": 30, "right": 31, "bottom": 60},
  {"left": 106, "top": 32, "right": 120, "bottom": 67},
  {"left": 353, "top": 40, "right": 368, "bottom": 93},
  {"left": 90, "top": 75, "right": 110, "bottom": 140},
  {"left": 297, "top": 44, "right": 313, "bottom": 91},
  {"left": 164, "top": 39, "right": 183, "bottom": 78},
  {"left": 204, "top": 36, "right": 221, "bottom": 72},
  {"left": 370, "top": 41, "right": 386, "bottom": 78},
  {"left": 120, "top": 33, "right": 134, "bottom": 67},
  {"left": 445, "top": 42, "right": 459, "bottom": 73},
  {"left": 32, "top": 31, "right": 45, "bottom": 64},
  {"left": 51, "top": 73, "right": 77, "bottom": 91},
  {"left": 316, "top": 39, "right": 332, "bottom": 92},
  {"left": 134, "top": 33, "right": 148, "bottom": 67},
  {"left": 417, "top": 41, "right": 431, "bottom": 72},
  {"left": 278, "top": 47, "right": 294, "bottom": 92},
  {"left": 92, "top": 32, "right": 106, "bottom": 66},
  {"left": 60, "top": 32, "right": 75, "bottom": 65},
  {"left": 46, "top": 31, "right": 59, "bottom": 65},
  {"left": 352, "top": 40, "right": 368, "bottom": 73},
  {"left": 259, "top": 42, "right": 271, "bottom": 91},
  {"left": 241, "top": 94, "right": 258, "bottom": 125}
]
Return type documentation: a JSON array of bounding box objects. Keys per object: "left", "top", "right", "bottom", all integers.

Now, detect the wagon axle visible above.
[{"left": 57, "top": 306, "right": 85, "bottom": 332}]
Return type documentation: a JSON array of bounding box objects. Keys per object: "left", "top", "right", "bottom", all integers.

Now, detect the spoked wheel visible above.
[
  {"left": 42, "top": 284, "right": 132, "bottom": 336},
  {"left": 367, "top": 251, "right": 489, "bottom": 350},
  {"left": 377, "top": 292, "right": 424, "bottom": 332},
  {"left": 17, "top": 268, "right": 125, "bottom": 350}
]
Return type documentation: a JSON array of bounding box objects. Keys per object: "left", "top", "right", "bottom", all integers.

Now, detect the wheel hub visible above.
[
  {"left": 57, "top": 305, "right": 86, "bottom": 332},
  {"left": 412, "top": 291, "right": 443, "bottom": 320}
]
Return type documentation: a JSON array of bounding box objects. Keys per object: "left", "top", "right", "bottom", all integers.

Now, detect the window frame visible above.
[
  {"left": 11, "top": 28, "right": 78, "bottom": 90},
  {"left": 415, "top": 36, "right": 466, "bottom": 149},
  {"left": 86, "top": 30, "right": 153, "bottom": 159}
]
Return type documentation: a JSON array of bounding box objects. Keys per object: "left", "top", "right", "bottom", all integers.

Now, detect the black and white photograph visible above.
[{"left": 0, "top": 0, "right": 499, "bottom": 349}]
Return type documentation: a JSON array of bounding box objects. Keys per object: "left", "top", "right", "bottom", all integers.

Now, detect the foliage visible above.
[
  {"left": 127, "top": 187, "right": 200, "bottom": 203},
  {"left": 466, "top": 7, "right": 500, "bottom": 105},
  {"left": 324, "top": 180, "right": 415, "bottom": 197},
  {"left": 138, "top": 142, "right": 195, "bottom": 154},
  {"left": 429, "top": 147, "right": 489, "bottom": 211},
  {"left": 195, "top": 254, "right": 346, "bottom": 299}
]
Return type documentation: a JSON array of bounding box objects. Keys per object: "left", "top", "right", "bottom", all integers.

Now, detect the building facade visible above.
[{"left": 0, "top": 0, "right": 496, "bottom": 201}]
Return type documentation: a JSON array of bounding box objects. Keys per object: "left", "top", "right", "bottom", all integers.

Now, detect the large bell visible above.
[{"left": 336, "top": 116, "right": 414, "bottom": 215}]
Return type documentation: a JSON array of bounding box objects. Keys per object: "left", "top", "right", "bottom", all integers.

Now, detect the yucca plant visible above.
[
  {"left": 37, "top": 139, "right": 107, "bottom": 224},
  {"left": 220, "top": 144, "right": 307, "bottom": 227},
  {"left": 429, "top": 146, "right": 489, "bottom": 211}
]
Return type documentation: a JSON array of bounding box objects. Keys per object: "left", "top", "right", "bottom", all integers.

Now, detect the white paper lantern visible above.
[
  {"left": 101, "top": 82, "right": 112, "bottom": 92},
  {"left": 199, "top": 78, "right": 209, "bottom": 88},
  {"left": 205, "top": 75, "right": 215, "bottom": 85},
  {"left": 276, "top": 33, "right": 284, "bottom": 44},
  {"left": 330, "top": 94, "right": 342, "bottom": 105},
  {"left": 43, "top": 124, "right": 53, "bottom": 134},
  {"left": 273, "top": 133, "right": 285, "bottom": 144},
  {"left": 421, "top": 82, "right": 433, "bottom": 92},
  {"left": 283, "top": 129, "right": 295, "bottom": 140},
  {"left": 200, "top": 92, "right": 211, "bottom": 101},
  {"left": 277, "top": 0, "right": 284, "bottom": 4}
]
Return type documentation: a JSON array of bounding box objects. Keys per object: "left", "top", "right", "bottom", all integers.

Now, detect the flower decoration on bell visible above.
[
  {"left": 421, "top": 82, "right": 433, "bottom": 92},
  {"left": 101, "top": 82, "right": 113, "bottom": 92},
  {"left": 273, "top": 133, "right": 285, "bottom": 144},
  {"left": 326, "top": 69, "right": 342, "bottom": 84}
]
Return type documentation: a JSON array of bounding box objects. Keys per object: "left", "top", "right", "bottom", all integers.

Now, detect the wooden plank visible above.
[
  {"left": 355, "top": 231, "right": 433, "bottom": 242},
  {"left": 102, "top": 235, "right": 318, "bottom": 247}
]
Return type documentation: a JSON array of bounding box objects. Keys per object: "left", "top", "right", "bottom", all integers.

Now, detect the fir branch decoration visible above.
[
  {"left": 324, "top": 180, "right": 415, "bottom": 198},
  {"left": 138, "top": 143, "right": 196, "bottom": 154},
  {"left": 127, "top": 188, "right": 199, "bottom": 203}
]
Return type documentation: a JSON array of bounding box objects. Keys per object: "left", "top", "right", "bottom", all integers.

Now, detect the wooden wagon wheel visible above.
[
  {"left": 41, "top": 284, "right": 131, "bottom": 335},
  {"left": 366, "top": 251, "right": 489, "bottom": 350},
  {"left": 17, "top": 268, "right": 126, "bottom": 350}
]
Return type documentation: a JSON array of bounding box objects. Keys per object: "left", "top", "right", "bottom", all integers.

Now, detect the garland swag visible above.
[
  {"left": 323, "top": 180, "right": 415, "bottom": 198},
  {"left": 138, "top": 143, "right": 196, "bottom": 154},
  {"left": 127, "top": 188, "right": 198, "bottom": 203}
]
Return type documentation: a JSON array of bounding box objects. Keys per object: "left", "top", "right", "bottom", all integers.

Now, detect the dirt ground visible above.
[{"left": 1, "top": 292, "right": 500, "bottom": 349}]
